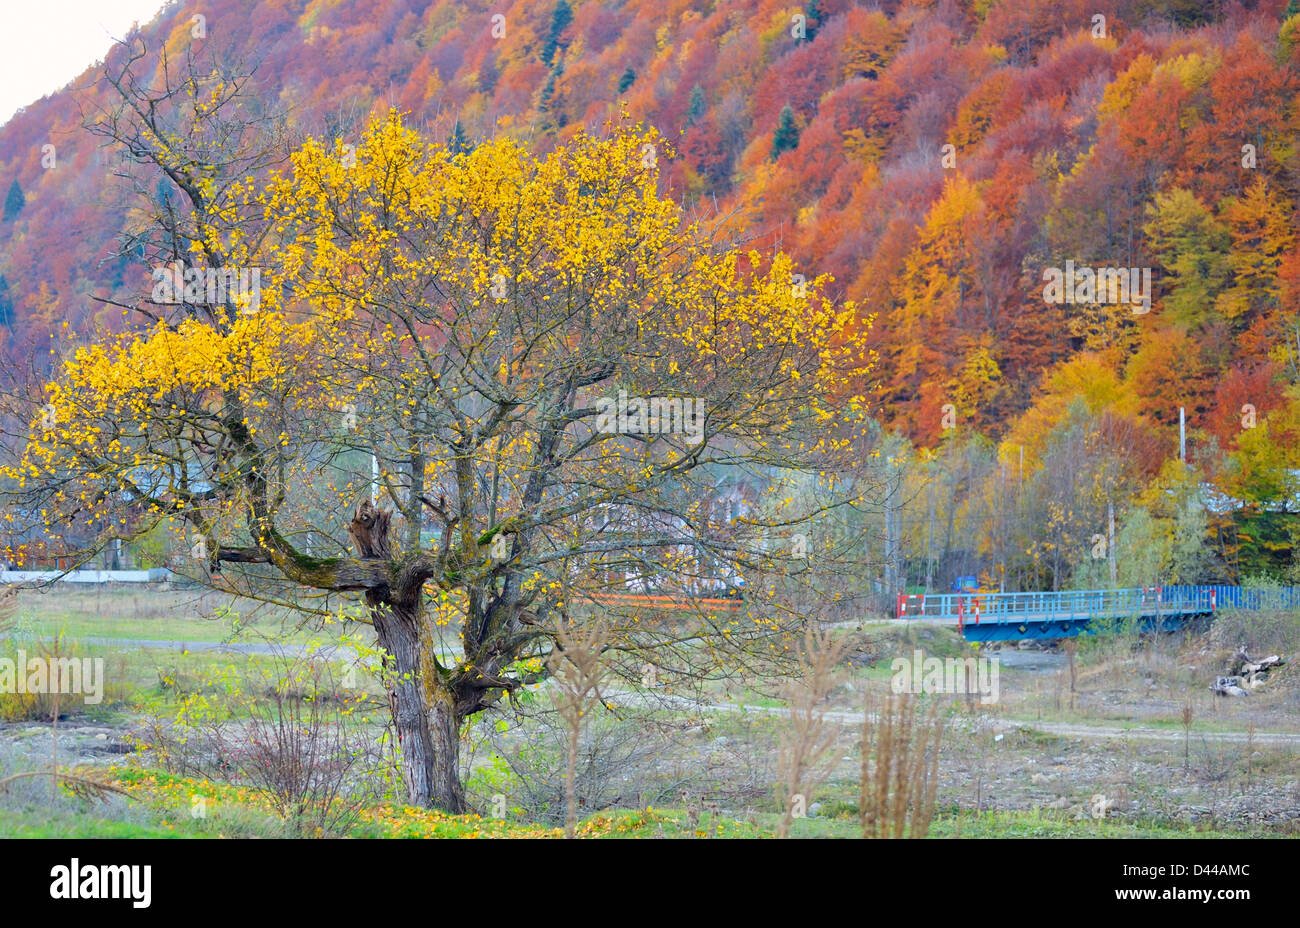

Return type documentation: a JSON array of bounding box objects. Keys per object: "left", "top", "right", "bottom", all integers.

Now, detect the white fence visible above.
[{"left": 0, "top": 568, "right": 174, "bottom": 584}]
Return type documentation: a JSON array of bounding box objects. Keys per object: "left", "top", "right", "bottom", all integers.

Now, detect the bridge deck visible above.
[{"left": 896, "top": 585, "right": 1300, "bottom": 641}]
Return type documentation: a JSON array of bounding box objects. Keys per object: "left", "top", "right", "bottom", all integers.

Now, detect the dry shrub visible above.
[
  {"left": 481, "top": 711, "right": 682, "bottom": 825},
  {"left": 229, "top": 667, "right": 374, "bottom": 836},
  {"left": 0, "top": 632, "right": 128, "bottom": 723},
  {"left": 859, "top": 691, "right": 944, "bottom": 839},
  {"left": 1208, "top": 608, "right": 1299, "bottom": 659},
  {"left": 775, "top": 622, "right": 849, "bottom": 838},
  {"left": 0, "top": 584, "right": 15, "bottom": 629},
  {"left": 548, "top": 617, "right": 611, "bottom": 838},
  {"left": 138, "top": 658, "right": 381, "bottom": 836}
]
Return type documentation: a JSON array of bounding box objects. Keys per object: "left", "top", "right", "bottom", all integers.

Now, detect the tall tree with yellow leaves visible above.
[{"left": 4, "top": 46, "right": 872, "bottom": 810}]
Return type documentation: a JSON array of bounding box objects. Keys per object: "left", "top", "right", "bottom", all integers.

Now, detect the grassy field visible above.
[
  {"left": 1, "top": 587, "right": 1297, "bottom": 839},
  {"left": 7, "top": 588, "right": 329, "bottom": 644},
  {"left": 1, "top": 769, "right": 1270, "bottom": 839}
]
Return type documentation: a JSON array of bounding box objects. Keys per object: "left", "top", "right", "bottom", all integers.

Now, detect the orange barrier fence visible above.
[{"left": 588, "top": 591, "right": 744, "bottom": 611}]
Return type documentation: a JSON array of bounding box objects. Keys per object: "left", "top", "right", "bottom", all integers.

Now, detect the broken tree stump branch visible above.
[
  {"left": 349, "top": 499, "right": 393, "bottom": 559},
  {"left": 1211, "top": 647, "right": 1288, "bottom": 696}
]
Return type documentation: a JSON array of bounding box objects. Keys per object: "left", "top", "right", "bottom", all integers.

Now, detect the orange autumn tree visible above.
[{"left": 7, "top": 107, "right": 871, "bottom": 810}]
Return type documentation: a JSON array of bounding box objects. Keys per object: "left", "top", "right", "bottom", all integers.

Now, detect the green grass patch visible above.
[
  {"left": 929, "top": 808, "right": 1277, "bottom": 838},
  {"left": 0, "top": 807, "right": 188, "bottom": 838}
]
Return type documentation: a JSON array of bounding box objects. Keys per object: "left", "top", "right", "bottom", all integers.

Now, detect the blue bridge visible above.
[{"left": 895, "top": 585, "right": 1300, "bottom": 642}]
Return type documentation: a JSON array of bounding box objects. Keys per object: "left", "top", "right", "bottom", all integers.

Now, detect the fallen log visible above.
[{"left": 1230, "top": 647, "right": 1283, "bottom": 677}]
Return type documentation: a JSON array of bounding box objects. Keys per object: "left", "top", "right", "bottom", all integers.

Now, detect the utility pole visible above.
[
  {"left": 1107, "top": 499, "right": 1116, "bottom": 587},
  {"left": 883, "top": 455, "right": 901, "bottom": 597},
  {"left": 925, "top": 474, "right": 935, "bottom": 592},
  {"left": 884, "top": 468, "right": 894, "bottom": 596},
  {"left": 1018, "top": 444, "right": 1024, "bottom": 592}
]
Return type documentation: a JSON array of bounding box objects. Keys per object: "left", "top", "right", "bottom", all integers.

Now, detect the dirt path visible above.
[
  {"left": 608, "top": 690, "right": 1300, "bottom": 746},
  {"left": 0, "top": 632, "right": 325, "bottom": 657},
  {"left": 1013, "top": 720, "right": 1300, "bottom": 745}
]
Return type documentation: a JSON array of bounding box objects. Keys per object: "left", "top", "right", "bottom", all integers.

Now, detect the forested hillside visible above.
[{"left": 2, "top": 0, "right": 1300, "bottom": 586}]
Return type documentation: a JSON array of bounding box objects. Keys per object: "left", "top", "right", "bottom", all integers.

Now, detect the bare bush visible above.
[
  {"left": 547, "top": 618, "right": 612, "bottom": 838},
  {"left": 1208, "top": 608, "right": 1299, "bottom": 659},
  {"left": 481, "top": 710, "right": 684, "bottom": 825},
  {"left": 0, "top": 584, "right": 16, "bottom": 631},
  {"left": 0, "top": 633, "right": 128, "bottom": 724},
  {"left": 139, "top": 657, "right": 381, "bottom": 836},
  {"left": 859, "top": 691, "right": 944, "bottom": 839},
  {"left": 775, "top": 622, "right": 849, "bottom": 838}
]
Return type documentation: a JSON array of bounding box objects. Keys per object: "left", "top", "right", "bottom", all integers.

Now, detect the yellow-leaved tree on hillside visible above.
[{"left": 6, "top": 45, "right": 872, "bottom": 810}]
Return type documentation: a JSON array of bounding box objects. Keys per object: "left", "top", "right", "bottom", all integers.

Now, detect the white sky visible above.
[{"left": 0, "top": 0, "right": 169, "bottom": 127}]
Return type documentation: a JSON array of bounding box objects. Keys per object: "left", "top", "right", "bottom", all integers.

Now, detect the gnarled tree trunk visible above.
[
  {"left": 368, "top": 590, "right": 466, "bottom": 811},
  {"left": 354, "top": 503, "right": 466, "bottom": 812}
]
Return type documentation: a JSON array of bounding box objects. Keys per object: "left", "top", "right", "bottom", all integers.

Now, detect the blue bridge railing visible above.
[
  {"left": 895, "top": 585, "right": 1300, "bottom": 639},
  {"left": 1160, "top": 585, "right": 1300, "bottom": 610}
]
